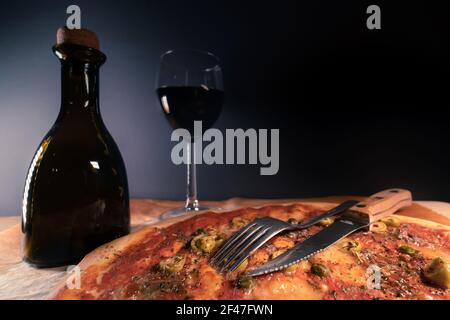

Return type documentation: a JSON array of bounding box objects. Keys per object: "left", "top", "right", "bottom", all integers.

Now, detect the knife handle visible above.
[{"left": 349, "top": 189, "right": 412, "bottom": 225}]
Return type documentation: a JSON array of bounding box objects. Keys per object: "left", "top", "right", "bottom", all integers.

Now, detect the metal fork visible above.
[{"left": 211, "top": 200, "right": 358, "bottom": 273}]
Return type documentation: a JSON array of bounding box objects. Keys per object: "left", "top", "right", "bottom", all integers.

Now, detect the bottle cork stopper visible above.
[{"left": 56, "top": 27, "right": 100, "bottom": 50}]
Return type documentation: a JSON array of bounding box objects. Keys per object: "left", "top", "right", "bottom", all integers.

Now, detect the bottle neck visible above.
[{"left": 60, "top": 62, "right": 100, "bottom": 114}]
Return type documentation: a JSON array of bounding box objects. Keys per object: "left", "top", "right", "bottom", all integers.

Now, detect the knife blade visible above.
[
  {"left": 246, "top": 213, "right": 367, "bottom": 276},
  {"left": 246, "top": 188, "right": 412, "bottom": 277}
]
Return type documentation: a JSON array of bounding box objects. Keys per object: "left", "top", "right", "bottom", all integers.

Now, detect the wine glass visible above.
[{"left": 156, "top": 49, "right": 224, "bottom": 220}]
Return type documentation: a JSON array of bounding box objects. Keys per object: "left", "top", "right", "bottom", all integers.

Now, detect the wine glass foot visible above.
[{"left": 159, "top": 205, "right": 211, "bottom": 221}]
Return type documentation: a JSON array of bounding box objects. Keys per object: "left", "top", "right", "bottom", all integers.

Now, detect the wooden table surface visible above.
[{"left": 1, "top": 197, "right": 450, "bottom": 300}]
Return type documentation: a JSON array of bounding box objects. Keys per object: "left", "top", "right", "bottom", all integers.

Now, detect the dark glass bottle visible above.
[{"left": 22, "top": 43, "right": 130, "bottom": 267}]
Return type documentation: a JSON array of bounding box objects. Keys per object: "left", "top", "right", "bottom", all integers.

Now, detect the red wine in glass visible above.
[{"left": 157, "top": 86, "right": 223, "bottom": 134}]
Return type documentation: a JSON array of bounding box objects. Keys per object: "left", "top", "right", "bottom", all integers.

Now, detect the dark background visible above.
[{"left": 0, "top": 0, "right": 449, "bottom": 215}]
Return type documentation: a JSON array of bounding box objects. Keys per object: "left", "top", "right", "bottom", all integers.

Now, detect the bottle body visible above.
[{"left": 22, "top": 44, "right": 130, "bottom": 267}]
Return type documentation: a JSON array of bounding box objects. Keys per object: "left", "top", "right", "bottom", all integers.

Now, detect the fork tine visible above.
[
  {"left": 227, "top": 227, "right": 286, "bottom": 272},
  {"left": 211, "top": 221, "right": 258, "bottom": 264},
  {"left": 219, "top": 226, "right": 271, "bottom": 271},
  {"left": 215, "top": 225, "right": 266, "bottom": 269}
]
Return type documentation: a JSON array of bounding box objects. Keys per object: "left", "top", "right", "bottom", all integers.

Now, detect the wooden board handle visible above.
[{"left": 350, "top": 189, "right": 413, "bottom": 224}]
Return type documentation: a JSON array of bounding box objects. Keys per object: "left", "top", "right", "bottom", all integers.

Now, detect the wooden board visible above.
[{"left": 0, "top": 197, "right": 449, "bottom": 300}]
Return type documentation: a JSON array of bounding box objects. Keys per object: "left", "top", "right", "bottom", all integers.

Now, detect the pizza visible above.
[{"left": 49, "top": 203, "right": 450, "bottom": 300}]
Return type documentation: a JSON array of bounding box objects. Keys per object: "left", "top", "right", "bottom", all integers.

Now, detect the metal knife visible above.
[{"left": 246, "top": 189, "right": 413, "bottom": 277}]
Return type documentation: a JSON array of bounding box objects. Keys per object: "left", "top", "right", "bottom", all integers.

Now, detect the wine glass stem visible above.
[{"left": 185, "top": 141, "right": 199, "bottom": 210}]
